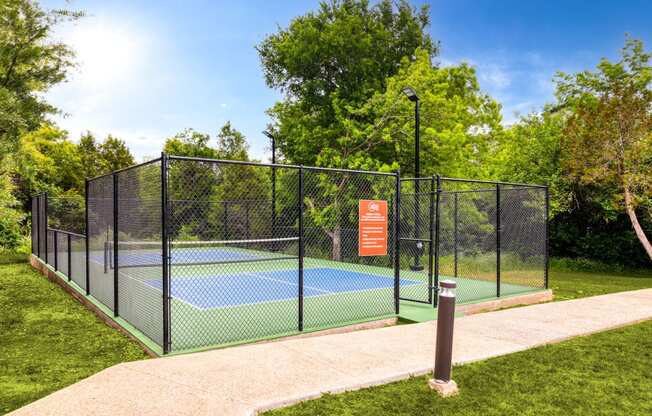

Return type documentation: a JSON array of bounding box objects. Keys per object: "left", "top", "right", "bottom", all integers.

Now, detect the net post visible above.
[
  {"left": 44, "top": 192, "right": 48, "bottom": 265},
  {"left": 113, "top": 173, "right": 119, "bottom": 317},
  {"left": 454, "top": 192, "right": 458, "bottom": 277},
  {"left": 433, "top": 175, "right": 441, "bottom": 308},
  {"left": 54, "top": 229, "right": 58, "bottom": 271},
  {"left": 298, "top": 166, "right": 304, "bottom": 332},
  {"left": 428, "top": 175, "right": 435, "bottom": 305},
  {"left": 393, "top": 170, "right": 401, "bottom": 314},
  {"left": 496, "top": 183, "right": 501, "bottom": 298},
  {"left": 161, "top": 152, "right": 171, "bottom": 354},
  {"left": 544, "top": 186, "right": 550, "bottom": 289},
  {"left": 67, "top": 233, "right": 72, "bottom": 281},
  {"left": 85, "top": 179, "right": 90, "bottom": 295}
]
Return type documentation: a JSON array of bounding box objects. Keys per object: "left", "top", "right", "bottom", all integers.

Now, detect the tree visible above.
[
  {"left": 556, "top": 38, "right": 652, "bottom": 260},
  {"left": 98, "top": 135, "right": 135, "bottom": 172},
  {"left": 163, "top": 123, "right": 269, "bottom": 240},
  {"left": 344, "top": 49, "right": 503, "bottom": 177},
  {"left": 216, "top": 122, "right": 248, "bottom": 160},
  {"left": 0, "top": 0, "right": 82, "bottom": 157},
  {"left": 14, "top": 124, "right": 83, "bottom": 198},
  {"left": 492, "top": 110, "right": 571, "bottom": 217},
  {"left": 258, "top": 0, "right": 436, "bottom": 167},
  {"left": 0, "top": 173, "right": 26, "bottom": 251},
  {"left": 290, "top": 49, "right": 501, "bottom": 260},
  {"left": 78, "top": 132, "right": 103, "bottom": 179},
  {"left": 163, "top": 128, "right": 217, "bottom": 159}
]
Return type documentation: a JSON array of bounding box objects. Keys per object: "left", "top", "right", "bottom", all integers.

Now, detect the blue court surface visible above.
[{"left": 146, "top": 267, "right": 420, "bottom": 309}]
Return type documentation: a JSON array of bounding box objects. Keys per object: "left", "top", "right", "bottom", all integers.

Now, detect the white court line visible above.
[
  {"left": 242, "top": 271, "right": 333, "bottom": 294},
  {"left": 90, "top": 255, "right": 421, "bottom": 312}
]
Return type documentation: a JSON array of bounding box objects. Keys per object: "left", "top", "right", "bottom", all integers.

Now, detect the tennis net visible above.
[{"left": 107, "top": 237, "right": 300, "bottom": 269}]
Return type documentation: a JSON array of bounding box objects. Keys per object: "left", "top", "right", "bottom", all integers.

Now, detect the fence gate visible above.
[{"left": 398, "top": 177, "right": 436, "bottom": 306}]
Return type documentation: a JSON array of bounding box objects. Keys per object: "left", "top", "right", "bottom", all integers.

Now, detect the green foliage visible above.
[
  {"left": 14, "top": 124, "right": 83, "bottom": 197},
  {"left": 258, "top": 0, "right": 436, "bottom": 167},
  {"left": 0, "top": 173, "right": 26, "bottom": 251},
  {"left": 0, "top": 262, "right": 148, "bottom": 414},
  {"left": 11, "top": 125, "right": 134, "bottom": 205},
  {"left": 491, "top": 111, "right": 570, "bottom": 217},
  {"left": 163, "top": 128, "right": 217, "bottom": 158},
  {"left": 0, "top": 0, "right": 82, "bottom": 158},
  {"left": 164, "top": 123, "right": 270, "bottom": 240},
  {"left": 97, "top": 135, "right": 135, "bottom": 172},
  {"left": 494, "top": 37, "right": 652, "bottom": 266},
  {"left": 345, "top": 49, "right": 503, "bottom": 177},
  {"left": 217, "top": 122, "right": 249, "bottom": 160},
  {"left": 555, "top": 37, "right": 652, "bottom": 259},
  {"left": 77, "top": 132, "right": 135, "bottom": 179}
]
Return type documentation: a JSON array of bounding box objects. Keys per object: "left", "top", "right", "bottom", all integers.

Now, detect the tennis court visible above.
[
  {"left": 31, "top": 156, "right": 549, "bottom": 355},
  {"left": 147, "top": 268, "right": 419, "bottom": 310}
]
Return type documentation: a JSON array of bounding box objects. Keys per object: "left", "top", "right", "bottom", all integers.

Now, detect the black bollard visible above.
[{"left": 429, "top": 279, "right": 459, "bottom": 396}]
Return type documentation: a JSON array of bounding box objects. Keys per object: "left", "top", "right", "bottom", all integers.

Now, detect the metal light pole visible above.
[
  {"left": 402, "top": 87, "right": 423, "bottom": 271},
  {"left": 263, "top": 130, "right": 277, "bottom": 238}
]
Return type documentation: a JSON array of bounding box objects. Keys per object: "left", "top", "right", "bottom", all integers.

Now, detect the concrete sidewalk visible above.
[{"left": 10, "top": 289, "right": 652, "bottom": 416}]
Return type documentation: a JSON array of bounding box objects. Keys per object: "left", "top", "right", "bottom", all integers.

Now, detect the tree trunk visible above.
[
  {"left": 331, "top": 224, "right": 341, "bottom": 261},
  {"left": 623, "top": 186, "right": 652, "bottom": 260}
]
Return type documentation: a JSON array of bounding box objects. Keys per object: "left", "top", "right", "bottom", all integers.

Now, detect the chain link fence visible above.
[
  {"left": 398, "top": 177, "right": 435, "bottom": 304},
  {"left": 30, "top": 157, "right": 548, "bottom": 355},
  {"left": 438, "top": 178, "right": 547, "bottom": 303}
]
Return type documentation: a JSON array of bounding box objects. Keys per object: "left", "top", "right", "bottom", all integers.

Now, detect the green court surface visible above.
[
  {"left": 43, "top": 240, "right": 546, "bottom": 354},
  {"left": 110, "top": 253, "right": 544, "bottom": 352}
]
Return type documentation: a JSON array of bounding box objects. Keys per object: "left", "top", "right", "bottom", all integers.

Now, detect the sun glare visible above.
[{"left": 67, "top": 20, "right": 144, "bottom": 87}]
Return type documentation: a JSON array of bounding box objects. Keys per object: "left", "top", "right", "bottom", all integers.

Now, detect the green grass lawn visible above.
[
  {"left": 550, "top": 266, "right": 652, "bottom": 301},
  {"left": 0, "top": 261, "right": 148, "bottom": 415},
  {"left": 266, "top": 318, "right": 652, "bottom": 416}
]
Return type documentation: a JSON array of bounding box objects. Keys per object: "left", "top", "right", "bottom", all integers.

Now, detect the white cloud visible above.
[{"left": 479, "top": 64, "right": 511, "bottom": 89}]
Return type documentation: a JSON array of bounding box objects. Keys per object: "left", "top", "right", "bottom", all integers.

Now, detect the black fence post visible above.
[
  {"left": 54, "top": 230, "right": 58, "bottom": 271},
  {"left": 113, "top": 173, "right": 119, "bottom": 317},
  {"left": 67, "top": 233, "right": 72, "bottom": 281},
  {"left": 85, "top": 180, "right": 90, "bottom": 295},
  {"left": 496, "top": 184, "right": 501, "bottom": 298},
  {"left": 30, "top": 198, "right": 35, "bottom": 255},
  {"left": 271, "top": 164, "right": 277, "bottom": 237},
  {"left": 44, "top": 192, "right": 48, "bottom": 265},
  {"left": 428, "top": 175, "right": 435, "bottom": 305},
  {"left": 36, "top": 195, "right": 40, "bottom": 259},
  {"left": 298, "top": 167, "right": 305, "bottom": 332},
  {"left": 454, "top": 192, "right": 458, "bottom": 278},
  {"left": 393, "top": 170, "right": 401, "bottom": 314},
  {"left": 544, "top": 186, "right": 550, "bottom": 289},
  {"left": 161, "top": 152, "right": 171, "bottom": 354},
  {"left": 433, "top": 175, "right": 441, "bottom": 308}
]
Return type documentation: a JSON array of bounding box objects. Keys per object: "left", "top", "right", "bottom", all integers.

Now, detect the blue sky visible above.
[{"left": 42, "top": 0, "right": 652, "bottom": 162}]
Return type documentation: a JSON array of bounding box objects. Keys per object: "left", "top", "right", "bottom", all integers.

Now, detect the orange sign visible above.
[{"left": 358, "top": 199, "right": 388, "bottom": 256}]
